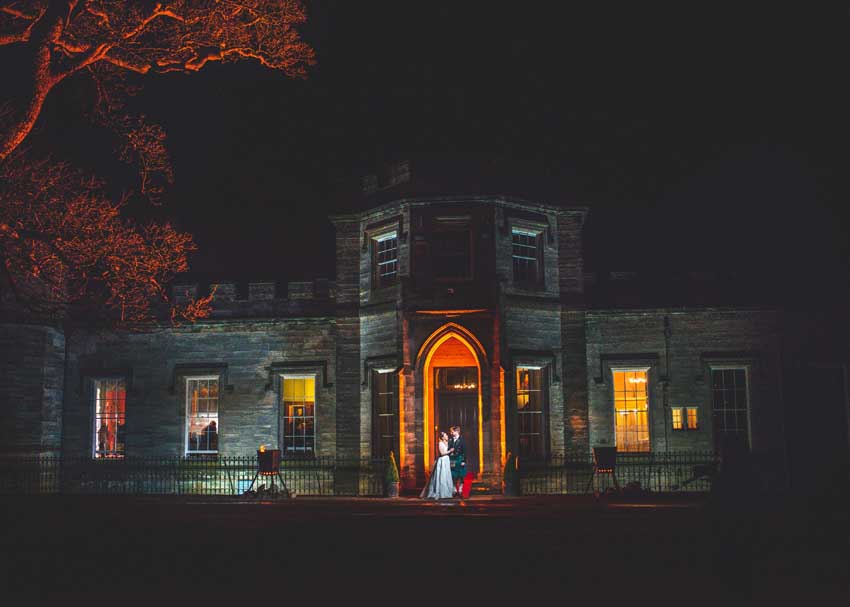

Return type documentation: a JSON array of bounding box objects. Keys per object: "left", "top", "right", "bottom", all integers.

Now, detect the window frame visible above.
[
  {"left": 371, "top": 229, "right": 399, "bottom": 289},
  {"left": 91, "top": 377, "right": 127, "bottom": 460},
  {"left": 671, "top": 406, "right": 699, "bottom": 431},
  {"left": 371, "top": 368, "right": 400, "bottom": 459},
  {"left": 432, "top": 216, "right": 473, "bottom": 282},
  {"left": 514, "top": 364, "right": 550, "bottom": 462},
  {"left": 709, "top": 365, "right": 752, "bottom": 450},
  {"left": 184, "top": 375, "right": 221, "bottom": 456},
  {"left": 671, "top": 407, "right": 684, "bottom": 431},
  {"left": 686, "top": 406, "right": 699, "bottom": 430},
  {"left": 611, "top": 366, "right": 652, "bottom": 453},
  {"left": 511, "top": 227, "right": 544, "bottom": 288},
  {"left": 280, "top": 373, "right": 318, "bottom": 457}
]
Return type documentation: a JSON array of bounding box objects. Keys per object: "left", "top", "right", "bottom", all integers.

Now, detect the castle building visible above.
[{"left": 2, "top": 179, "right": 847, "bottom": 494}]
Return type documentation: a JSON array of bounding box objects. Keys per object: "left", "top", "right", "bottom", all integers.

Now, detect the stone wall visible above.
[
  {"left": 359, "top": 306, "right": 400, "bottom": 459},
  {"left": 585, "top": 308, "right": 785, "bottom": 471},
  {"left": 333, "top": 216, "right": 363, "bottom": 461},
  {"left": 0, "top": 323, "right": 65, "bottom": 456},
  {"left": 561, "top": 309, "right": 589, "bottom": 455},
  {"left": 172, "top": 279, "right": 334, "bottom": 319},
  {"left": 556, "top": 209, "right": 587, "bottom": 298},
  {"left": 503, "top": 298, "right": 566, "bottom": 455},
  {"left": 495, "top": 203, "right": 563, "bottom": 298},
  {"left": 62, "top": 318, "right": 337, "bottom": 458}
]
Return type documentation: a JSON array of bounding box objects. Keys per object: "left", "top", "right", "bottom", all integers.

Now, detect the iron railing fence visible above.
[
  {"left": 519, "top": 451, "right": 720, "bottom": 495},
  {"left": 0, "top": 455, "right": 387, "bottom": 497},
  {"left": 0, "top": 451, "right": 722, "bottom": 497}
]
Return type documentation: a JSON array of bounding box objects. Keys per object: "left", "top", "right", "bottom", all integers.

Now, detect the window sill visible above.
[
  {"left": 370, "top": 282, "right": 398, "bottom": 294},
  {"left": 511, "top": 282, "right": 546, "bottom": 292}
]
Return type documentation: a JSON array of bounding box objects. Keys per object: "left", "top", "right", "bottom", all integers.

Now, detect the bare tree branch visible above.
[{"left": 0, "top": 0, "right": 314, "bottom": 159}]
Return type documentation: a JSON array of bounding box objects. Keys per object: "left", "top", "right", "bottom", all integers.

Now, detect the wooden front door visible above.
[{"left": 434, "top": 367, "right": 479, "bottom": 474}]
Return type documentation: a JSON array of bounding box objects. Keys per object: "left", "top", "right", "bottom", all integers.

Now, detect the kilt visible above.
[{"left": 449, "top": 454, "right": 465, "bottom": 482}]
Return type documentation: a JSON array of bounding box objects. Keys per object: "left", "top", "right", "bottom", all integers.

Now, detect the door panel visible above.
[{"left": 436, "top": 391, "right": 479, "bottom": 474}]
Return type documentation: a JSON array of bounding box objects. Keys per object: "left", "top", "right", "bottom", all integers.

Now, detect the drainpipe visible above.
[
  {"left": 662, "top": 316, "right": 672, "bottom": 486},
  {"left": 58, "top": 321, "right": 71, "bottom": 494}
]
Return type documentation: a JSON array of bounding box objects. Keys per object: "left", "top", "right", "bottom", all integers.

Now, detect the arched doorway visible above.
[{"left": 418, "top": 326, "right": 486, "bottom": 477}]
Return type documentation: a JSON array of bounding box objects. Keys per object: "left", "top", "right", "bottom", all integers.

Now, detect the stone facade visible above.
[
  {"left": 2, "top": 194, "right": 845, "bottom": 493},
  {"left": 0, "top": 323, "right": 65, "bottom": 456}
]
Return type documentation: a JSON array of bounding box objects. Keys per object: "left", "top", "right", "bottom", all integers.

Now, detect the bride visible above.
[{"left": 420, "top": 432, "right": 456, "bottom": 499}]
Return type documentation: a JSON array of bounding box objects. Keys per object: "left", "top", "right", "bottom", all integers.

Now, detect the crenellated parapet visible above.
[{"left": 170, "top": 279, "right": 336, "bottom": 318}]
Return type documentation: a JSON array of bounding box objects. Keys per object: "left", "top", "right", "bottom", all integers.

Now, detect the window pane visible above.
[
  {"left": 186, "top": 378, "right": 219, "bottom": 454},
  {"left": 94, "top": 379, "right": 126, "bottom": 458},
  {"left": 711, "top": 368, "right": 750, "bottom": 450},
  {"left": 283, "top": 376, "right": 316, "bottom": 455},
  {"left": 612, "top": 370, "right": 650, "bottom": 452},
  {"left": 687, "top": 407, "right": 699, "bottom": 430},
  {"left": 672, "top": 408, "right": 683, "bottom": 430},
  {"left": 512, "top": 230, "right": 540, "bottom": 285},
  {"left": 516, "top": 367, "right": 546, "bottom": 460},
  {"left": 374, "top": 233, "right": 399, "bottom": 286},
  {"left": 372, "top": 371, "right": 398, "bottom": 458}
]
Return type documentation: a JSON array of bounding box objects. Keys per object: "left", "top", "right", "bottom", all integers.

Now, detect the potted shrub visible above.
[
  {"left": 503, "top": 451, "right": 520, "bottom": 496},
  {"left": 385, "top": 451, "right": 400, "bottom": 498}
]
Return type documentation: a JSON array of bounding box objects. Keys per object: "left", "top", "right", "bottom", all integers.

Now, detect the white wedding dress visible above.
[{"left": 420, "top": 440, "right": 455, "bottom": 499}]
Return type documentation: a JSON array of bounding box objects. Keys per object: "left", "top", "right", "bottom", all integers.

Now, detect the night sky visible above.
[{"left": 22, "top": 3, "right": 850, "bottom": 306}]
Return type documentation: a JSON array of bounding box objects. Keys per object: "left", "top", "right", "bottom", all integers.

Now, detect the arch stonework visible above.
[{"left": 400, "top": 321, "right": 505, "bottom": 490}]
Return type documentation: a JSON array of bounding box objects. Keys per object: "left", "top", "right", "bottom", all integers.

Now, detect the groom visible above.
[{"left": 448, "top": 425, "right": 466, "bottom": 496}]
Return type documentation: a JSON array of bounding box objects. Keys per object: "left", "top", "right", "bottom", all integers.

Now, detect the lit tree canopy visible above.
[
  {"left": 0, "top": 155, "right": 214, "bottom": 324},
  {"left": 0, "top": 1, "right": 314, "bottom": 325},
  {"left": 0, "top": 0, "right": 316, "bottom": 159}
]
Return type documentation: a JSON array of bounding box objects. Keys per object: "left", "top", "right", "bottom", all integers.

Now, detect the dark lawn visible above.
[{"left": 1, "top": 495, "right": 847, "bottom": 602}]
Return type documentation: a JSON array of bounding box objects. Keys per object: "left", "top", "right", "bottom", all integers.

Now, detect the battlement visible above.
[{"left": 170, "top": 279, "right": 335, "bottom": 318}]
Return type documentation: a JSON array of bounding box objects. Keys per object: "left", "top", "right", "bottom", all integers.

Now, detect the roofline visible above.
[
  {"left": 585, "top": 306, "right": 782, "bottom": 316},
  {"left": 329, "top": 195, "right": 590, "bottom": 223}
]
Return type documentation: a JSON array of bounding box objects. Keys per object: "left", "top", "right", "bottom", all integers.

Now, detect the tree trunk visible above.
[{"left": 0, "top": 1, "right": 70, "bottom": 161}]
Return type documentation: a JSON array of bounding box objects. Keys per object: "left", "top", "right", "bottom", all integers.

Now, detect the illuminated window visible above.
[
  {"left": 93, "top": 378, "right": 126, "bottom": 458},
  {"left": 516, "top": 367, "right": 547, "bottom": 460},
  {"left": 711, "top": 368, "right": 749, "bottom": 449},
  {"left": 282, "top": 376, "right": 315, "bottom": 455},
  {"left": 186, "top": 377, "right": 219, "bottom": 454},
  {"left": 436, "top": 367, "right": 477, "bottom": 391},
  {"left": 686, "top": 407, "right": 699, "bottom": 430},
  {"left": 433, "top": 218, "right": 471, "bottom": 281},
  {"left": 372, "top": 231, "right": 398, "bottom": 287},
  {"left": 512, "top": 228, "right": 542, "bottom": 286},
  {"left": 671, "top": 407, "right": 683, "bottom": 431},
  {"left": 372, "top": 370, "right": 398, "bottom": 458},
  {"left": 613, "top": 369, "right": 650, "bottom": 452},
  {"left": 672, "top": 406, "right": 698, "bottom": 431}
]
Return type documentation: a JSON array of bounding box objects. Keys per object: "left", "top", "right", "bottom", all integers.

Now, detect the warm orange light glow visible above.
[
  {"left": 259, "top": 444, "right": 266, "bottom": 453},
  {"left": 415, "top": 309, "right": 487, "bottom": 316},
  {"left": 415, "top": 323, "right": 487, "bottom": 365},
  {"left": 420, "top": 326, "right": 486, "bottom": 476},
  {"left": 398, "top": 371, "right": 406, "bottom": 475},
  {"left": 613, "top": 369, "right": 650, "bottom": 452},
  {"left": 499, "top": 367, "right": 506, "bottom": 467},
  {"left": 450, "top": 383, "right": 477, "bottom": 390},
  {"left": 671, "top": 408, "right": 683, "bottom": 430},
  {"left": 687, "top": 407, "right": 699, "bottom": 430},
  {"left": 477, "top": 365, "right": 483, "bottom": 475}
]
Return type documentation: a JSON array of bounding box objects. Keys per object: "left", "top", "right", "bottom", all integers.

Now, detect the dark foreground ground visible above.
[{"left": 1, "top": 494, "right": 848, "bottom": 603}]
